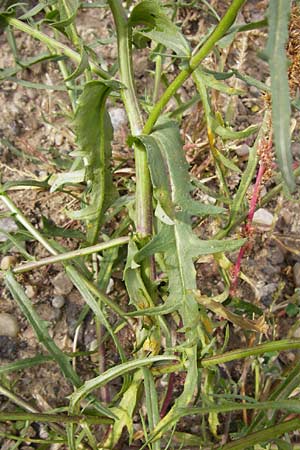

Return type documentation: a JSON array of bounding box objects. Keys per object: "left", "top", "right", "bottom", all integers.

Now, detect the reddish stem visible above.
[
  {"left": 160, "top": 372, "right": 175, "bottom": 418},
  {"left": 230, "top": 162, "right": 265, "bottom": 292}
]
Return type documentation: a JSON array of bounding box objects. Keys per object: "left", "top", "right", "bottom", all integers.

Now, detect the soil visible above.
[{"left": 0, "top": 1, "right": 300, "bottom": 449}]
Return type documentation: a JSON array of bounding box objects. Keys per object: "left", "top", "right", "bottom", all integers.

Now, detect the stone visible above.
[
  {"left": 236, "top": 144, "right": 250, "bottom": 157},
  {"left": 293, "top": 262, "right": 300, "bottom": 288},
  {"left": 1, "top": 255, "right": 17, "bottom": 270},
  {"left": 51, "top": 272, "right": 73, "bottom": 295},
  {"left": 109, "top": 107, "right": 127, "bottom": 131},
  {"left": 249, "top": 85, "right": 260, "bottom": 97},
  {"left": 54, "top": 133, "right": 64, "bottom": 146},
  {"left": 0, "top": 217, "right": 18, "bottom": 241},
  {"left": 25, "top": 285, "right": 37, "bottom": 299},
  {"left": 253, "top": 208, "right": 274, "bottom": 229},
  {"left": 0, "top": 313, "right": 19, "bottom": 337},
  {"left": 52, "top": 295, "right": 65, "bottom": 309}
]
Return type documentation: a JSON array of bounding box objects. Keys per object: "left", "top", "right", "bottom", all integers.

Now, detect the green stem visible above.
[
  {"left": 221, "top": 418, "right": 300, "bottom": 450},
  {"left": 143, "top": 0, "right": 246, "bottom": 134},
  {"left": 13, "top": 236, "right": 130, "bottom": 274},
  {"left": 151, "top": 339, "right": 300, "bottom": 375},
  {"left": 152, "top": 52, "right": 163, "bottom": 104},
  {"left": 5, "top": 16, "right": 110, "bottom": 79},
  {"left": 0, "top": 411, "right": 112, "bottom": 425},
  {"left": 108, "top": 0, "right": 152, "bottom": 238}
]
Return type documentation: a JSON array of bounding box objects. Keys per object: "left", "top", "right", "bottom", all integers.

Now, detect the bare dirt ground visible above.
[{"left": 0, "top": 1, "right": 300, "bottom": 449}]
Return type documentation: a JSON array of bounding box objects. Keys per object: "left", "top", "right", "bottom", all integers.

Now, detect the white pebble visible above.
[
  {"left": 253, "top": 208, "right": 274, "bottom": 228},
  {"left": 25, "top": 285, "right": 37, "bottom": 299},
  {"left": 52, "top": 295, "right": 65, "bottom": 309},
  {"left": 1, "top": 255, "right": 17, "bottom": 270},
  {"left": 0, "top": 313, "right": 19, "bottom": 337}
]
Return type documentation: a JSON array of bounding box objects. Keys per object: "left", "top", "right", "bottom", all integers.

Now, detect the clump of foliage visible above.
[{"left": 0, "top": 0, "right": 299, "bottom": 449}]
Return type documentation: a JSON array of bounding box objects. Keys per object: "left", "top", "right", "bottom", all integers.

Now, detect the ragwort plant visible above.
[{"left": 0, "top": 0, "right": 300, "bottom": 448}]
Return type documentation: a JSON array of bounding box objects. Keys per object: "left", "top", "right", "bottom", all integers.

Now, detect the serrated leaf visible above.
[
  {"left": 129, "top": 0, "right": 190, "bottom": 57},
  {"left": 71, "top": 80, "right": 119, "bottom": 244},
  {"left": 133, "top": 119, "right": 244, "bottom": 438},
  {"left": 265, "top": 0, "right": 295, "bottom": 192}
]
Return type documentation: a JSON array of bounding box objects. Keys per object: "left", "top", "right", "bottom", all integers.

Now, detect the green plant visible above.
[{"left": 0, "top": 0, "right": 299, "bottom": 449}]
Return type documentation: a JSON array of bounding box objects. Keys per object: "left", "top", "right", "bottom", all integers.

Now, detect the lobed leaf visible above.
[{"left": 129, "top": 0, "right": 190, "bottom": 57}]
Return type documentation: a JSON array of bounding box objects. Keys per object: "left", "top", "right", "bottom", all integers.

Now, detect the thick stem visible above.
[
  {"left": 143, "top": 0, "right": 246, "bottom": 134},
  {"left": 108, "top": 0, "right": 152, "bottom": 238}
]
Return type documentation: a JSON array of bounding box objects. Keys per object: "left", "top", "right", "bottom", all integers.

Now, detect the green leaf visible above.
[
  {"left": 214, "top": 123, "right": 259, "bottom": 140},
  {"left": 129, "top": 0, "right": 190, "bottom": 57},
  {"left": 0, "top": 76, "right": 69, "bottom": 90},
  {"left": 64, "top": 45, "right": 89, "bottom": 82},
  {"left": 51, "top": 0, "right": 79, "bottom": 34},
  {"left": 50, "top": 168, "right": 85, "bottom": 192},
  {"left": 232, "top": 69, "right": 271, "bottom": 92},
  {"left": 133, "top": 119, "right": 244, "bottom": 438},
  {"left": 265, "top": 0, "right": 295, "bottom": 192},
  {"left": 69, "top": 355, "right": 177, "bottom": 412},
  {"left": 5, "top": 271, "right": 81, "bottom": 385},
  {"left": 71, "top": 80, "right": 119, "bottom": 244},
  {"left": 0, "top": 53, "right": 65, "bottom": 80},
  {"left": 198, "top": 68, "right": 244, "bottom": 95},
  {"left": 213, "top": 148, "right": 241, "bottom": 173}
]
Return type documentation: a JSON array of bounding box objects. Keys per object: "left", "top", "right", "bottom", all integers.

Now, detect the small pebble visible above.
[
  {"left": 25, "top": 285, "right": 37, "bottom": 299},
  {"left": 52, "top": 295, "right": 65, "bottom": 309},
  {"left": 253, "top": 208, "right": 274, "bottom": 229},
  {"left": 293, "top": 262, "right": 300, "bottom": 288},
  {"left": 0, "top": 313, "right": 19, "bottom": 337},
  {"left": 51, "top": 272, "right": 73, "bottom": 295},
  {"left": 236, "top": 144, "right": 250, "bottom": 157},
  {"left": 0, "top": 218, "right": 18, "bottom": 241},
  {"left": 249, "top": 85, "right": 260, "bottom": 97},
  {"left": 54, "top": 133, "right": 64, "bottom": 146},
  {"left": 1, "top": 255, "right": 17, "bottom": 270}
]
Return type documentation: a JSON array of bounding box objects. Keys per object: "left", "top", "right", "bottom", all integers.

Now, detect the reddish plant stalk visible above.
[
  {"left": 230, "top": 156, "right": 267, "bottom": 292},
  {"left": 160, "top": 372, "right": 175, "bottom": 418}
]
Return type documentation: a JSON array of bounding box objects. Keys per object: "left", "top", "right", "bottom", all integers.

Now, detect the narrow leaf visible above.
[{"left": 265, "top": 0, "right": 295, "bottom": 191}]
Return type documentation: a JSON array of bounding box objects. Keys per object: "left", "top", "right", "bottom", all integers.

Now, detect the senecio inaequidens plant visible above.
[{"left": 0, "top": 1, "right": 299, "bottom": 449}]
